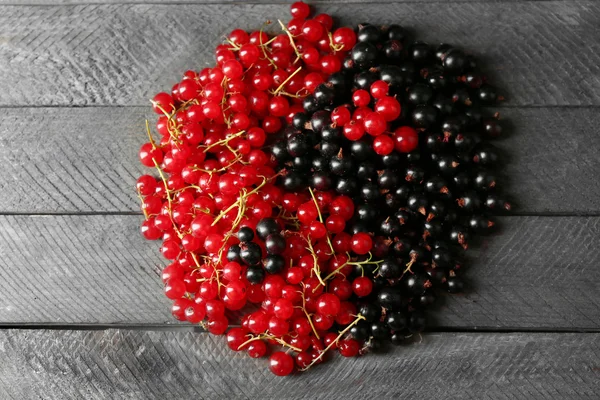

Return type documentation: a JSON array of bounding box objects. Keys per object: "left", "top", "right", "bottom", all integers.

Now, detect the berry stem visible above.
[
  {"left": 149, "top": 103, "right": 182, "bottom": 144},
  {"left": 328, "top": 31, "right": 345, "bottom": 53},
  {"left": 222, "top": 37, "right": 241, "bottom": 51},
  {"left": 322, "top": 252, "right": 383, "bottom": 282},
  {"left": 307, "top": 187, "right": 336, "bottom": 256},
  {"left": 277, "top": 19, "right": 302, "bottom": 63},
  {"left": 272, "top": 65, "right": 303, "bottom": 96},
  {"left": 305, "top": 238, "right": 327, "bottom": 289},
  {"left": 202, "top": 130, "right": 246, "bottom": 153},
  {"left": 237, "top": 333, "right": 302, "bottom": 352},
  {"left": 136, "top": 190, "right": 149, "bottom": 220},
  {"left": 152, "top": 159, "right": 182, "bottom": 239},
  {"left": 211, "top": 176, "right": 268, "bottom": 227},
  {"left": 191, "top": 252, "right": 221, "bottom": 290},
  {"left": 144, "top": 120, "right": 157, "bottom": 149},
  {"left": 259, "top": 23, "right": 278, "bottom": 69},
  {"left": 300, "top": 314, "right": 366, "bottom": 371},
  {"left": 300, "top": 291, "right": 321, "bottom": 340}
]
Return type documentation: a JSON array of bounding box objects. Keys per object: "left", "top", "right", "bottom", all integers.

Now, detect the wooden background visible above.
[{"left": 0, "top": 0, "right": 599, "bottom": 398}]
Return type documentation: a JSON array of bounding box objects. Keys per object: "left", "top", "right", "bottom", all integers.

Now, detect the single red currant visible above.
[
  {"left": 269, "top": 352, "right": 294, "bottom": 376},
  {"left": 351, "top": 232, "right": 373, "bottom": 255},
  {"left": 394, "top": 126, "right": 419, "bottom": 153}
]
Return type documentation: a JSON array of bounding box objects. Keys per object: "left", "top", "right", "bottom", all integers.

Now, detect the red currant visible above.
[{"left": 394, "top": 126, "right": 419, "bottom": 153}]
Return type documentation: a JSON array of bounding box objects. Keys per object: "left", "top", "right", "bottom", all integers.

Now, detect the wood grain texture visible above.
[
  {"left": 0, "top": 1, "right": 598, "bottom": 106},
  {"left": 0, "top": 215, "right": 599, "bottom": 329},
  {"left": 2, "top": 107, "right": 599, "bottom": 214},
  {"left": 0, "top": 329, "right": 598, "bottom": 399},
  {"left": 0, "top": 0, "right": 555, "bottom": 5}
]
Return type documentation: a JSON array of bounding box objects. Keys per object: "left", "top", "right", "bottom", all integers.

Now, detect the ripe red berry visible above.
[
  {"left": 228, "top": 29, "right": 249, "bottom": 46},
  {"left": 171, "top": 298, "right": 192, "bottom": 321},
  {"left": 301, "top": 20, "right": 324, "bottom": 43},
  {"left": 314, "top": 13, "right": 333, "bottom": 31},
  {"left": 335, "top": 302, "right": 357, "bottom": 325},
  {"left": 139, "top": 143, "right": 164, "bottom": 167},
  {"left": 247, "top": 340, "right": 267, "bottom": 358},
  {"left": 269, "top": 96, "right": 290, "bottom": 117},
  {"left": 222, "top": 59, "right": 244, "bottom": 79},
  {"left": 373, "top": 134, "right": 395, "bottom": 155},
  {"left": 363, "top": 111, "right": 387, "bottom": 136},
  {"left": 185, "top": 303, "right": 206, "bottom": 324},
  {"left": 164, "top": 278, "right": 186, "bottom": 300},
  {"left": 304, "top": 72, "right": 325, "bottom": 93},
  {"left": 269, "top": 352, "right": 295, "bottom": 376},
  {"left": 352, "top": 89, "right": 371, "bottom": 107},
  {"left": 316, "top": 293, "right": 341, "bottom": 316},
  {"left": 325, "top": 215, "right": 346, "bottom": 234},
  {"left": 273, "top": 298, "right": 295, "bottom": 320},
  {"left": 370, "top": 80, "right": 389, "bottom": 99},
  {"left": 320, "top": 54, "right": 342, "bottom": 74},
  {"left": 351, "top": 232, "right": 373, "bottom": 255},
  {"left": 248, "top": 311, "right": 270, "bottom": 334},
  {"left": 160, "top": 240, "right": 181, "bottom": 260},
  {"left": 226, "top": 327, "right": 248, "bottom": 351},
  {"left": 394, "top": 126, "right": 419, "bottom": 153},
  {"left": 312, "top": 313, "right": 334, "bottom": 330},
  {"left": 297, "top": 201, "right": 319, "bottom": 224},
  {"left": 152, "top": 92, "right": 175, "bottom": 114},
  {"left": 177, "top": 79, "right": 200, "bottom": 101},
  {"left": 329, "top": 196, "right": 355, "bottom": 220},
  {"left": 238, "top": 43, "right": 260, "bottom": 66},
  {"left": 290, "top": 1, "right": 310, "bottom": 19},
  {"left": 338, "top": 339, "right": 360, "bottom": 357},
  {"left": 207, "top": 316, "right": 228, "bottom": 335},
  {"left": 295, "top": 352, "right": 312, "bottom": 369},
  {"left": 375, "top": 96, "right": 401, "bottom": 122},
  {"left": 343, "top": 121, "right": 365, "bottom": 141},
  {"left": 332, "top": 27, "right": 357, "bottom": 51},
  {"left": 331, "top": 106, "right": 351, "bottom": 126},
  {"left": 352, "top": 276, "right": 374, "bottom": 297}
]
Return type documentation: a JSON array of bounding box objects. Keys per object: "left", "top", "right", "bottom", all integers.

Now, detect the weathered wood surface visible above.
[
  {"left": 0, "top": 2, "right": 598, "bottom": 106},
  {"left": 0, "top": 0, "right": 555, "bottom": 5},
  {"left": 0, "top": 329, "right": 598, "bottom": 399},
  {"left": 0, "top": 215, "right": 598, "bottom": 329},
  {"left": 2, "top": 107, "right": 599, "bottom": 214}
]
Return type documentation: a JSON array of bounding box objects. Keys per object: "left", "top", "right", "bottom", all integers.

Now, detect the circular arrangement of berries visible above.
[{"left": 137, "top": 2, "right": 511, "bottom": 376}]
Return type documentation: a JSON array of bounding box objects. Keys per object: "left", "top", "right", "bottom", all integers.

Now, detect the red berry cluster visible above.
[
  {"left": 136, "top": 2, "right": 377, "bottom": 377},
  {"left": 341, "top": 83, "right": 415, "bottom": 157}
]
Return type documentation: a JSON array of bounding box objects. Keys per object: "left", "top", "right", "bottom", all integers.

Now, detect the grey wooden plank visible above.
[
  {"left": 1, "top": 107, "right": 598, "bottom": 214},
  {"left": 0, "top": 329, "right": 598, "bottom": 399},
  {"left": 0, "top": 215, "right": 599, "bottom": 329},
  {"left": 0, "top": 0, "right": 555, "bottom": 5},
  {"left": 0, "top": 1, "right": 598, "bottom": 106}
]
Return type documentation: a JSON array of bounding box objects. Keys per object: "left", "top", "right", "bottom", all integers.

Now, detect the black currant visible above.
[
  {"left": 256, "top": 218, "right": 280, "bottom": 240},
  {"left": 359, "top": 302, "right": 382, "bottom": 322},
  {"left": 263, "top": 254, "right": 285, "bottom": 274},
  {"left": 407, "top": 83, "right": 434, "bottom": 105},
  {"left": 265, "top": 233, "right": 286, "bottom": 255},
  {"left": 237, "top": 226, "right": 254, "bottom": 243},
  {"left": 351, "top": 41, "right": 378, "bottom": 68},
  {"left": 226, "top": 244, "right": 241, "bottom": 263},
  {"left": 239, "top": 242, "right": 262, "bottom": 266},
  {"left": 246, "top": 266, "right": 265, "bottom": 284},
  {"left": 412, "top": 105, "right": 438, "bottom": 129}
]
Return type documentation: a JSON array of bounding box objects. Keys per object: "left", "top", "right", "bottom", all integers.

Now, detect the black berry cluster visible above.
[{"left": 271, "top": 22, "right": 511, "bottom": 346}]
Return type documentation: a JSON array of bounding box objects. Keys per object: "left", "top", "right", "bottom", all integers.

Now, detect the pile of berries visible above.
[{"left": 136, "top": 1, "right": 510, "bottom": 377}]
